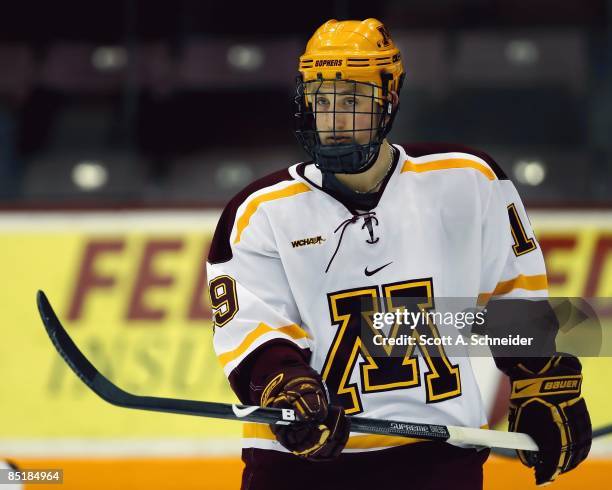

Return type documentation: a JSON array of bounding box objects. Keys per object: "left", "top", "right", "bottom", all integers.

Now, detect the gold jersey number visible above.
[{"left": 208, "top": 275, "right": 239, "bottom": 328}]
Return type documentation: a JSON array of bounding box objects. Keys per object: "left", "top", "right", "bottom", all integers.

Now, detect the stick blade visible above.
[{"left": 36, "top": 290, "right": 130, "bottom": 405}]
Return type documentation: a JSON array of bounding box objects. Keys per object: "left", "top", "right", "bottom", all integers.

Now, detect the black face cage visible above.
[{"left": 294, "top": 74, "right": 397, "bottom": 174}]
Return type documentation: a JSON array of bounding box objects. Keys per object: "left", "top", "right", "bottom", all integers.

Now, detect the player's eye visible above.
[{"left": 316, "top": 97, "right": 330, "bottom": 107}]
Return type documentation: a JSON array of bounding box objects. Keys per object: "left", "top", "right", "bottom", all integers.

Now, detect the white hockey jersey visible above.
[{"left": 206, "top": 143, "right": 549, "bottom": 454}]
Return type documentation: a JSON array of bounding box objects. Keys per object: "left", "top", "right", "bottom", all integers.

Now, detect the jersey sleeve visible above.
[
  {"left": 478, "top": 167, "right": 558, "bottom": 365},
  {"left": 206, "top": 181, "right": 313, "bottom": 401},
  {"left": 479, "top": 178, "right": 548, "bottom": 304}
]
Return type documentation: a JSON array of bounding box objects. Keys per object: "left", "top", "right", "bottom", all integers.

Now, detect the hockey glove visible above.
[
  {"left": 261, "top": 366, "right": 350, "bottom": 461},
  {"left": 507, "top": 354, "right": 591, "bottom": 485}
]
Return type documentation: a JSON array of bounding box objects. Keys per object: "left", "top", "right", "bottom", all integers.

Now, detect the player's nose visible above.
[
  {"left": 318, "top": 112, "right": 347, "bottom": 131},
  {"left": 329, "top": 112, "right": 349, "bottom": 131}
]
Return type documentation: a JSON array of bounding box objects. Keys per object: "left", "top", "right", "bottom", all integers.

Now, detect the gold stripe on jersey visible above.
[
  {"left": 242, "top": 423, "right": 283, "bottom": 440},
  {"left": 234, "top": 182, "right": 311, "bottom": 244},
  {"left": 401, "top": 157, "right": 496, "bottom": 181},
  {"left": 242, "top": 423, "right": 423, "bottom": 448},
  {"left": 345, "top": 434, "right": 424, "bottom": 449},
  {"left": 218, "top": 322, "right": 310, "bottom": 368},
  {"left": 478, "top": 273, "right": 549, "bottom": 305},
  {"left": 242, "top": 423, "right": 493, "bottom": 449}
]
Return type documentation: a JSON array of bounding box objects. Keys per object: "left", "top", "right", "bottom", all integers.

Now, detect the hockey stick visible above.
[{"left": 36, "top": 290, "right": 537, "bottom": 451}]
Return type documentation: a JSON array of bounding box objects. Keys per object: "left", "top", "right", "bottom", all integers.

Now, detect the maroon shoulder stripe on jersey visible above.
[
  {"left": 208, "top": 168, "right": 294, "bottom": 264},
  {"left": 400, "top": 142, "right": 508, "bottom": 180}
]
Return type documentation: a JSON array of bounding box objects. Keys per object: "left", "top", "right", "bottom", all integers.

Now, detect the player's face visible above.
[{"left": 310, "top": 81, "right": 382, "bottom": 146}]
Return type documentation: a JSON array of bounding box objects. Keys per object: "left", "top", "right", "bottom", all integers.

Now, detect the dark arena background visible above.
[{"left": 0, "top": 1, "right": 611, "bottom": 488}]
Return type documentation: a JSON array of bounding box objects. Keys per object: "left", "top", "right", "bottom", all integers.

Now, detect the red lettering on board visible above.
[
  {"left": 585, "top": 236, "right": 612, "bottom": 297},
  {"left": 187, "top": 242, "right": 212, "bottom": 321},
  {"left": 539, "top": 236, "right": 577, "bottom": 288},
  {"left": 127, "top": 240, "right": 184, "bottom": 321},
  {"left": 68, "top": 240, "right": 125, "bottom": 321}
]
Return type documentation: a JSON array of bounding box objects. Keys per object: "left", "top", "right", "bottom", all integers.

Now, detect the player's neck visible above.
[{"left": 334, "top": 140, "right": 394, "bottom": 193}]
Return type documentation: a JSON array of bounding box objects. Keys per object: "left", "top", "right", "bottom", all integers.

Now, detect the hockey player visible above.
[{"left": 207, "top": 19, "right": 591, "bottom": 489}]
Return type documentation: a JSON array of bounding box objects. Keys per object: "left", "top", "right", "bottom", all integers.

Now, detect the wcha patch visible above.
[{"left": 291, "top": 235, "right": 326, "bottom": 248}]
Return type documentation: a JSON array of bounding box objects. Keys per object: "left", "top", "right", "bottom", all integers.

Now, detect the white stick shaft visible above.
[{"left": 447, "top": 426, "right": 538, "bottom": 450}]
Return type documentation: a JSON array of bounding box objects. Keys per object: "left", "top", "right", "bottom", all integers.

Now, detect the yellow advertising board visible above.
[{"left": 0, "top": 211, "right": 240, "bottom": 445}]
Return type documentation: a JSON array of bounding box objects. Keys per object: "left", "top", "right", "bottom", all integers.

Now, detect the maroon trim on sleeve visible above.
[
  {"left": 207, "top": 168, "right": 294, "bottom": 264},
  {"left": 227, "top": 340, "right": 312, "bottom": 404},
  {"left": 400, "top": 142, "right": 508, "bottom": 180}
]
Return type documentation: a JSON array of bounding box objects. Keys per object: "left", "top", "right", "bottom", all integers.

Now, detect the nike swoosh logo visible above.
[
  {"left": 232, "top": 404, "right": 259, "bottom": 418},
  {"left": 514, "top": 382, "right": 537, "bottom": 394},
  {"left": 364, "top": 262, "right": 393, "bottom": 276}
]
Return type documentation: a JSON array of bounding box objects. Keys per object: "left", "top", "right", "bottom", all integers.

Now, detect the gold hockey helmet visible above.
[
  {"left": 294, "top": 19, "right": 405, "bottom": 174},
  {"left": 299, "top": 18, "right": 404, "bottom": 102}
]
